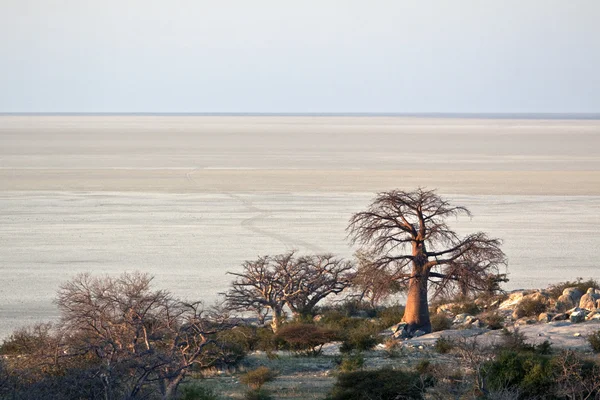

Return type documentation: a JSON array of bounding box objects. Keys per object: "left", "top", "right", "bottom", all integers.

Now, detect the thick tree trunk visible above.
[{"left": 401, "top": 270, "right": 431, "bottom": 334}]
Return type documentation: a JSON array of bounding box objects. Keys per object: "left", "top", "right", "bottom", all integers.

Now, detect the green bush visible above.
[
  {"left": 484, "top": 351, "right": 554, "bottom": 398},
  {"left": 375, "top": 305, "right": 405, "bottom": 329},
  {"left": 337, "top": 352, "right": 365, "bottom": 372},
  {"left": 430, "top": 313, "right": 452, "bottom": 332},
  {"left": 275, "top": 323, "right": 338, "bottom": 356},
  {"left": 326, "top": 368, "right": 425, "bottom": 400},
  {"left": 244, "top": 388, "right": 273, "bottom": 400},
  {"left": 317, "top": 300, "right": 378, "bottom": 318},
  {"left": 339, "top": 324, "right": 379, "bottom": 353},
  {"left": 499, "top": 328, "right": 535, "bottom": 352},
  {"left": 240, "top": 366, "right": 278, "bottom": 390},
  {"left": 179, "top": 385, "right": 220, "bottom": 400},
  {"left": 588, "top": 330, "right": 600, "bottom": 353},
  {"left": 434, "top": 337, "right": 454, "bottom": 354}
]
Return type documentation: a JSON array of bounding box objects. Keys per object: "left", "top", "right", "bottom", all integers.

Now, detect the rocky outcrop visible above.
[
  {"left": 579, "top": 288, "right": 600, "bottom": 310},
  {"left": 557, "top": 288, "right": 584, "bottom": 310}
]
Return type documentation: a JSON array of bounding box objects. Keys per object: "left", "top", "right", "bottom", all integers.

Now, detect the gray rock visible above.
[
  {"left": 452, "top": 313, "right": 472, "bottom": 325},
  {"left": 390, "top": 322, "right": 408, "bottom": 333},
  {"left": 570, "top": 309, "right": 588, "bottom": 323},
  {"left": 413, "top": 330, "right": 426, "bottom": 338}
]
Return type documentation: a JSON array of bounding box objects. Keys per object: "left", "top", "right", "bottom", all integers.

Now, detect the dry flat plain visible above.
[{"left": 1, "top": 115, "right": 599, "bottom": 338}]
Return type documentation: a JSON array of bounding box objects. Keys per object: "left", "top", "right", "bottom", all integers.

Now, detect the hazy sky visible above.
[{"left": 1, "top": 1, "right": 599, "bottom": 113}]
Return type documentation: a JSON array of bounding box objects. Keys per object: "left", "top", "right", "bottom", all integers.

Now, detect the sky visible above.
[{"left": 0, "top": 1, "right": 599, "bottom": 113}]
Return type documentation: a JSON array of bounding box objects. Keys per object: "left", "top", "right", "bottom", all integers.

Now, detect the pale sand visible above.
[
  {"left": 2, "top": 169, "right": 600, "bottom": 195},
  {"left": 0, "top": 116, "right": 599, "bottom": 338}
]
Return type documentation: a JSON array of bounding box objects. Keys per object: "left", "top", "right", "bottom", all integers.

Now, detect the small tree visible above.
[
  {"left": 347, "top": 188, "right": 506, "bottom": 335},
  {"left": 285, "top": 254, "right": 354, "bottom": 318},
  {"left": 226, "top": 253, "right": 295, "bottom": 333},
  {"left": 225, "top": 252, "right": 354, "bottom": 332}
]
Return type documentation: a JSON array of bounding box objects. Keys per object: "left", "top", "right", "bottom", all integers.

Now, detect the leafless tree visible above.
[
  {"left": 284, "top": 254, "right": 354, "bottom": 318},
  {"left": 347, "top": 188, "right": 506, "bottom": 334},
  {"left": 56, "top": 272, "right": 234, "bottom": 400},
  {"left": 225, "top": 253, "right": 295, "bottom": 333},
  {"left": 225, "top": 252, "right": 355, "bottom": 332},
  {"left": 554, "top": 350, "right": 600, "bottom": 400},
  {"left": 351, "top": 250, "right": 405, "bottom": 307}
]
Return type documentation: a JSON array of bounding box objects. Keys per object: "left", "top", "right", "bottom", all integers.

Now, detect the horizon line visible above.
[{"left": 1, "top": 112, "right": 600, "bottom": 120}]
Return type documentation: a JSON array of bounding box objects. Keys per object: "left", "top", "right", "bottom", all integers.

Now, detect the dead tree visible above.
[
  {"left": 347, "top": 188, "right": 506, "bottom": 334},
  {"left": 56, "top": 272, "right": 233, "bottom": 400}
]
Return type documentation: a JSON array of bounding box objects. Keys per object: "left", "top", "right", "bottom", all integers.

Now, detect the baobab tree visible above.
[
  {"left": 284, "top": 254, "right": 355, "bottom": 318},
  {"left": 225, "top": 252, "right": 355, "bottom": 332},
  {"left": 347, "top": 188, "right": 506, "bottom": 335}
]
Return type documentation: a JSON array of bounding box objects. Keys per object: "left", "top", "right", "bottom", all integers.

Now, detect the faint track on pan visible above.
[{"left": 186, "top": 168, "right": 324, "bottom": 253}]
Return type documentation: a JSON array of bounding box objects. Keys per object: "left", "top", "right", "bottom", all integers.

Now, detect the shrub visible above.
[
  {"left": 430, "top": 313, "right": 452, "bottom": 332},
  {"left": 337, "top": 352, "right": 365, "bottom": 372},
  {"left": 326, "top": 368, "right": 425, "bottom": 400},
  {"left": 513, "top": 297, "right": 547, "bottom": 319},
  {"left": 481, "top": 312, "right": 504, "bottom": 330},
  {"left": 587, "top": 330, "right": 600, "bottom": 353},
  {"left": 499, "top": 328, "right": 535, "bottom": 352},
  {"left": 484, "top": 351, "right": 554, "bottom": 398},
  {"left": 339, "top": 324, "right": 380, "bottom": 353},
  {"left": 317, "top": 300, "right": 378, "bottom": 318},
  {"left": 548, "top": 278, "right": 600, "bottom": 299},
  {"left": 275, "top": 323, "right": 337, "bottom": 356},
  {"left": 449, "top": 301, "right": 481, "bottom": 316},
  {"left": 240, "top": 366, "right": 278, "bottom": 390},
  {"left": 375, "top": 305, "right": 405, "bottom": 329},
  {"left": 434, "top": 337, "right": 454, "bottom": 354},
  {"left": 179, "top": 385, "right": 220, "bottom": 400},
  {"left": 244, "top": 389, "right": 273, "bottom": 400}
]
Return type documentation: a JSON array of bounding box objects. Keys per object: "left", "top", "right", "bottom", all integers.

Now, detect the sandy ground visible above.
[{"left": 1, "top": 116, "right": 599, "bottom": 338}]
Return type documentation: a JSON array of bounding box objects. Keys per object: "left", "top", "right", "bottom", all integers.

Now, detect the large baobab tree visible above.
[{"left": 347, "top": 188, "right": 506, "bottom": 335}]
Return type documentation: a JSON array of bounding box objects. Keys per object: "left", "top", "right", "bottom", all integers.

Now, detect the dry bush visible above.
[
  {"left": 240, "top": 366, "right": 278, "bottom": 390},
  {"left": 430, "top": 313, "right": 452, "bottom": 332},
  {"left": 275, "top": 323, "right": 337, "bottom": 356}
]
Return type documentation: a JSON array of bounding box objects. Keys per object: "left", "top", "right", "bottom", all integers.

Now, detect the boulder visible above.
[
  {"left": 586, "top": 310, "right": 600, "bottom": 321},
  {"left": 390, "top": 322, "right": 408, "bottom": 334},
  {"left": 578, "top": 288, "right": 600, "bottom": 310},
  {"left": 436, "top": 303, "right": 457, "bottom": 314},
  {"left": 413, "top": 330, "right": 426, "bottom": 338},
  {"left": 557, "top": 287, "right": 583, "bottom": 310},
  {"left": 452, "top": 313, "right": 473, "bottom": 325},
  {"left": 499, "top": 290, "right": 529, "bottom": 310},
  {"left": 538, "top": 312, "right": 555, "bottom": 323},
  {"left": 570, "top": 309, "right": 588, "bottom": 323}
]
